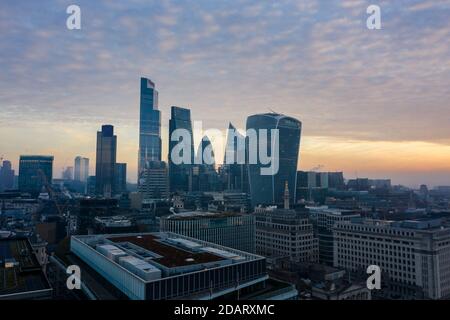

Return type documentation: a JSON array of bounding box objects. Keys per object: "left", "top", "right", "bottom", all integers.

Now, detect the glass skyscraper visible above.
[
  {"left": 18, "top": 155, "right": 54, "bottom": 196},
  {"left": 246, "top": 113, "right": 302, "bottom": 208},
  {"left": 168, "top": 106, "right": 194, "bottom": 193},
  {"left": 74, "top": 156, "right": 89, "bottom": 182},
  {"left": 138, "top": 77, "right": 161, "bottom": 182},
  {"left": 95, "top": 125, "right": 117, "bottom": 197}
]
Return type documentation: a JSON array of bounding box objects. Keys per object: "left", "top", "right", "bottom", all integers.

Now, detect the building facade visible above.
[
  {"left": 160, "top": 211, "right": 255, "bottom": 253},
  {"left": 114, "top": 163, "right": 127, "bottom": 195},
  {"left": 138, "top": 161, "right": 169, "bottom": 201},
  {"left": 246, "top": 113, "right": 301, "bottom": 208},
  {"left": 95, "top": 125, "right": 117, "bottom": 197},
  {"left": 333, "top": 218, "right": 450, "bottom": 299},
  {"left": 254, "top": 207, "right": 318, "bottom": 263},
  {"left": 0, "top": 160, "right": 15, "bottom": 192},
  {"left": 168, "top": 106, "right": 194, "bottom": 193},
  {"left": 138, "top": 77, "right": 161, "bottom": 182},
  {"left": 74, "top": 156, "right": 89, "bottom": 182},
  {"left": 18, "top": 155, "right": 54, "bottom": 196}
]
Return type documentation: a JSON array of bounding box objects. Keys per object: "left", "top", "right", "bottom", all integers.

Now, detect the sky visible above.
[{"left": 0, "top": 0, "right": 449, "bottom": 188}]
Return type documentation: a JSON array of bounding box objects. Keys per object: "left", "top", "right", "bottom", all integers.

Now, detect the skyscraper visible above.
[
  {"left": 138, "top": 160, "right": 169, "bottom": 200},
  {"left": 95, "top": 125, "right": 117, "bottom": 197},
  {"left": 0, "top": 160, "right": 15, "bottom": 191},
  {"left": 246, "top": 113, "right": 302, "bottom": 208},
  {"left": 138, "top": 77, "right": 161, "bottom": 182},
  {"left": 114, "top": 163, "right": 127, "bottom": 195},
  {"left": 74, "top": 156, "right": 89, "bottom": 182},
  {"left": 18, "top": 155, "right": 54, "bottom": 196},
  {"left": 223, "top": 123, "right": 248, "bottom": 192},
  {"left": 62, "top": 166, "right": 74, "bottom": 180},
  {"left": 168, "top": 106, "right": 194, "bottom": 193}
]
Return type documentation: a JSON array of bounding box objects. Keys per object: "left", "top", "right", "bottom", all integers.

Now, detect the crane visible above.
[{"left": 310, "top": 164, "right": 324, "bottom": 172}]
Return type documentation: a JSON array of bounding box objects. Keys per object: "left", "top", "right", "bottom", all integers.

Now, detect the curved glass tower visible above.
[
  {"left": 246, "top": 113, "right": 302, "bottom": 208},
  {"left": 138, "top": 77, "right": 161, "bottom": 181}
]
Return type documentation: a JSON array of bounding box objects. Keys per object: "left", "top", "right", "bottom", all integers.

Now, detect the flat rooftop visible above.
[
  {"left": 0, "top": 238, "right": 52, "bottom": 299},
  {"left": 109, "top": 234, "right": 224, "bottom": 268},
  {"left": 163, "top": 211, "right": 243, "bottom": 220}
]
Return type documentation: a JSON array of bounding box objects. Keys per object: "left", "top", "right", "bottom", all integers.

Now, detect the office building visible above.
[
  {"left": 160, "top": 211, "right": 255, "bottom": 253},
  {"left": 254, "top": 206, "right": 318, "bottom": 263},
  {"left": 328, "top": 172, "right": 345, "bottom": 189},
  {"left": 333, "top": 218, "right": 450, "bottom": 299},
  {"left": 114, "top": 163, "right": 127, "bottom": 195},
  {"left": 18, "top": 155, "right": 54, "bottom": 196},
  {"left": 138, "top": 161, "right": 169, "bottom": 201},
  {"left": 246, "top": 113, "right": 301, "bottom": 208},
  {"left": 223, "top": 123, "right": 248, "bottom": 192},
  {"left": 71, "top": 232, "right": 297, "bottom": 300},
  {"left": 95, "top": 125, "right": 117, "bottom": 197},
  {"left": 169, "top": 106, "right": 194, "bottom": 193},
  {"left": 307, "top": 206, "right": 360, "bottom": 266},
  {"left": 0, "top": 160, "right": 15, "bottom": 191},
  {"left": 138, "top": 77, "right": 161, "bottom": 182},
  {"left": 74, "top": 156, "right": 89, "bottom": 182}
]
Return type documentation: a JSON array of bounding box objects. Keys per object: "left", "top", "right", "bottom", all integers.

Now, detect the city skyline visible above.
[{"left": 1, "top": 0, "right": 450, "bottom": 187}]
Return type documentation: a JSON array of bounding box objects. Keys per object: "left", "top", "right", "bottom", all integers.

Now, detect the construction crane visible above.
[
  {"left": 37, "top": 169, "right": 70, "bottom": 216},
  {"left": 310, "top": 164, "right": 324, "bottom": 172}
]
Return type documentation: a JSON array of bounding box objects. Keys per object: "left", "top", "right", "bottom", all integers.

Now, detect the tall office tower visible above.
[
  {"left": 223, "top": 123, "right": 248, "bottom": 192},
  {"left": 254, "top": 206, "right": 318, "bottom": 263},
  {"left": 114, "top": 163, "right": 127, "bottom": 195},
  {"left": 18, "top": 155, "right": 54, "bottom": 196},
  {"left": 138, "top": 77, "right": 161, "bottom": 183},
  {"left": 138, "top": 161, "right": 169, "bottom": 200},
  {"left": 95, "top": 125, "right": 117, "bottom": 198},
  {"left": 333, "top": 218, "right": 450, "bottom": 299},
  {"left": 193, "top": 136, "right": 220, "bottom": 192},
  {"left": 246, "top": 113, "right": 302, "bottom": 208},
  {"left": 160, "top": 211, "right": 256, "bottom": 253},
  {"left": 168, "top": 106, "right": 194, "bottom": 193},
  {"left": 327, "top": 172, "right": 345, "bottom": 189},
  {"left": 196, "top": 135, "right": 215, "bottom": 168},
  {"left": 307, "top": 206, "right": 360, "bottom": 266},
  {"left": 62, "top": 166, "right": 74, "bottom": 180},
  {"left": 74, "top": 156, "right": 89, "bottom": 182},
  {"left": 0, "top": 160, "right": 15, "bottom": 191}
]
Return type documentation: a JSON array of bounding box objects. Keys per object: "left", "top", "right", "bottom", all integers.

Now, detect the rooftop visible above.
[
  {"left": 0, "top": 238, "right": 52, "bottom": 299},
  {"left": 109, "top": 234, "right": 224, "bottom": 268},
  {"left": 162, "top": 211, "right": 244, "bottom": 221}
]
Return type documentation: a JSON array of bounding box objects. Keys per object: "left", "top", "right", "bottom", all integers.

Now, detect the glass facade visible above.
[
  {"left": 18, "top": 155, "right": 54, "bottom": 196},
  {"left": 95, "top": 125, "right": 117, "bottom": 197},
  {"left": 246, "top": 113, "right": 302, "bottom": 208},
  {"left": 139, "top": 78, "right": 161, "bottom": 181},
  {"left": 168, "top": 106, "right": 194, "bottom": 192}
]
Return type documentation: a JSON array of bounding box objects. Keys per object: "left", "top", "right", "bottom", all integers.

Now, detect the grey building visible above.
[
  {"left": 74, "top": 156, "right": 89, "bottom": 182},
  {"left": 114, "top": 163, "right": 127, "bottom": 195},
  {"left": 95, "top": 125, "right": 117, "bottom": 197},
  {"left": 333, "top": 218, "right": 450, "bottom": 299},
  {"left": 160, "top": 211, "right": 255, "bottom": 253},
  {"left": 138, "top": 78, "right": 161, "bottom": 182},
  {"left": 246, "top": 113, "right": 301, "bottom": 208},
  {"left": 168, "top": 106, "right": 194, "bottom": 193},
  {"left": 138, "top": 161, "right": 169, "bottom": 201},
  {"left": 0, "top": 160, "right": 15, "bottom": 192},
  {"left": 254, "top": 206, "right": 318, "bottom": 263},
  {"left": 18, "top": 155, "right": 54, "bottom": 196}
]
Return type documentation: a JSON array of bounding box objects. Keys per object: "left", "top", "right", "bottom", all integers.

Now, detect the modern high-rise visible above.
[
  {"left": 62, "top": 166, "right": 74, "bottom": 181},
  {"left": 160, "top": 211, "right": 255, "bottom": 253},
  {"left": 0, "top": 160, "right": 15, "bottom": 192},
  {"left": 168, "top": 106, "right": 194, "bottom": 193},
  {"left": 74, "top": 156, "right": 89, "bottom": 182},
  {"left": 18, "top": 155, "right": 54, "bottom": 196},
  {"left": 138, "top": 77, "right": 161, "bottom": 182},
  {"left": 223, "top": 123, "right": 248, "bottom": 192},
  {"left": 246, "top": 113, "right": 302, "bottom": 208},
  {"left": 138, "top": 161, "right": 169, "bottom": 200},
  {"left": 114, "top": 163, "right": 127, "bottom": 195},
  {"left": 95, "top": 125, "right": 117, "bottom": 197},
  {"left": 254, "top": 206, "right": 319, "bottom": 263},
  {"left": 333, "top": 218, "right": 450, "bottom": 299}
]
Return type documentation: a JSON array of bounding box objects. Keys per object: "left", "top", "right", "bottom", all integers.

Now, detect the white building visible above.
[{"left": 333, "top": 218, "right": 450, "bottom": 299}]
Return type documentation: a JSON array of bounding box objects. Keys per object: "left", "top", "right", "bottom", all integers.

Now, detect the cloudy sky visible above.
[{"left": 0, "top": 0, "right": 449, "bottom": 187}]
